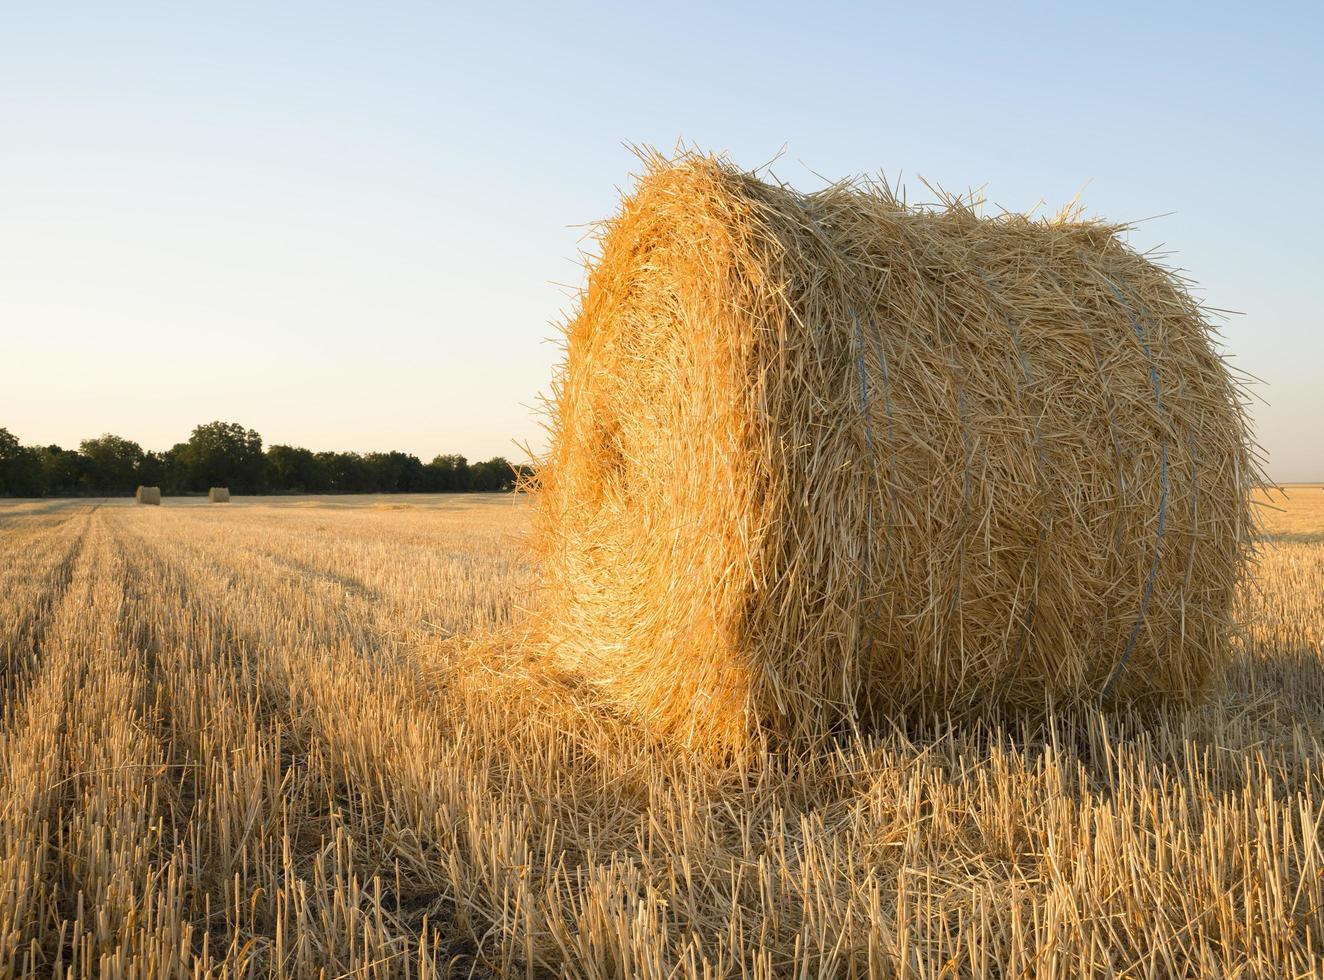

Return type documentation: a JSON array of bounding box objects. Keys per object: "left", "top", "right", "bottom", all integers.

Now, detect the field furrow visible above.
[{"left": 0, "top": 508, "right": 93, "bottom": 700}]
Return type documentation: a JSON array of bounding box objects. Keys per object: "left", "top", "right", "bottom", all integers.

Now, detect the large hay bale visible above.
[
  {"left": 529, "top": 153, "right": 1257, "bottom": 750},
  {"left": 208, "top": 487, "right": 231, "bottom": 503},
  {"left": 135, "top": 486, "right": 161, "bottom": 505}
]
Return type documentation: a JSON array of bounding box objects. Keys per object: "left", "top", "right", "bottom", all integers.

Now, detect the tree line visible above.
[{"left": 0, "top": 421, "right": 528, "bottom": 497}]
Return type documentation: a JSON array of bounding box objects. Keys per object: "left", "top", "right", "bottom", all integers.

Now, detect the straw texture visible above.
[
  {"left": 135, "top": 486, "right": 161, "bottom": 505},
  {"left": 208, "top": 487, "right": 230, "bottom": 503},
  {"left": 529, "top": 152, "right": 1257, "bottom": 750}
]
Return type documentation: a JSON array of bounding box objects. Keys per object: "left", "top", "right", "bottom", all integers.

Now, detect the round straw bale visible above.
[
  {"left": 208, "top": 487, "right": 231, "bottom": 503},
  {"left": 529, "top": 152, "right": 1257, "bottom": 750},
  {"left": 135, "top": 485, "right": 161, "bottom": 505}
]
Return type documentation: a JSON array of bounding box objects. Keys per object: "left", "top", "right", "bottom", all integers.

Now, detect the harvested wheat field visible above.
[{"left": 0, "top": 489, "right": 1321, "bottom": 977}]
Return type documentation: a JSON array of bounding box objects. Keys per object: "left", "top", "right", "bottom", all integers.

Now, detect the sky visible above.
[{"left": 1, "top": 1, "right": 1320, "bottom": 479}]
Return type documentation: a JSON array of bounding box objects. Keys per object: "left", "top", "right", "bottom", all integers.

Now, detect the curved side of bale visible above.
[
  {"left": 530, "top": 153, "right": 1257, "bottom": 751},
  {"left": 135, "top": 486, "right": 161, "bottom": 505},
  {"left": 208, "top": 487, "right": 231, "bottom": 503}
]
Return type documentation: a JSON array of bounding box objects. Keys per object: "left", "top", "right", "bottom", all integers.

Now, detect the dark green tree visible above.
[
  {"left": 364, "top": 451, "right": 425, "bottom": 493},
  {"left": 135, "top": 450, "right": 169, "bottom": 491},
  {"left": 178, "top": 422, "right": 266, "bottom": 493},
  {"left": 470, "top": 456, "right": 517, "bottom": 492},
  {"left": 159, "top": 444, "right": 189, "bottom": 494},
  {"left": 426, "top": 454, "right": 470, "bottom": 492},
  {"left": 319, "top": 451, "right": 370, "bottom": 493},
  {"left": 266, "top": 445, "right": 332, "bottom": 494},
  {"left": 511, "top": 462, "right": 536, "bottom": 489},
  {"left": 0, "top": 428, "right": 45, "bottom": 496},
  {"left": 2, "top": 424, "right": 524, "bottom": 498},
  {"left": 38, "top": 445, "right": 87, "bottom": 495},
  {"left": 79, "top": 433, "right": 144, "bottom": 494}
]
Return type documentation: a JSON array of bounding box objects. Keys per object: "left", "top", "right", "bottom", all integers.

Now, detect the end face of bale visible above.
[
  {"left": 135, "top": 486, "right": 161, "bottom": 505},
  {"left": 208, "top": 487, "right": 231, "bottom": 503},
  {"left": 529, "top": 151, "right": 1259, "bottom": 753}
]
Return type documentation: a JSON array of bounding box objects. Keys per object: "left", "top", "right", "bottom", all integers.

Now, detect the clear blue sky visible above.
[{"left": 2, "top": 1, "right": 1319, "bottom": 479}]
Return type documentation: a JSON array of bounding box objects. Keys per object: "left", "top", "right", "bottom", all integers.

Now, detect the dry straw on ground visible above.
[
  {"left": 134, "top": 485, "right": 160, "bottom": 505},
  {"left": 0, "top": 493, "right": 1318, "bottom": 977},
  {"left": 529, "top": 151, "right": 1258, "bottom": 750},
  {"left": 208, "top": 487, "right": 231, "bottom": 503}
]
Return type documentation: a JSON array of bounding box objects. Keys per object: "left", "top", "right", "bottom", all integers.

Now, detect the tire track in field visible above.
[
  {"left": 105, "top": 511, "right": 561, "bottom": 973},
  {"left": 154, "top": 504, "right": 530, "bottom": 636},
  {"left": 114, "top": 510, "right": 402, "bottom": 665},
  {"left": 91, "top": 511, "right": 275, "bottom": 970},
  {"left": 0, "top": 507, "right": 95, "bottom": 711},
  {"left": 37, "top": 510, "right": 196, "bottom": 976},
  {"left": 101, "top": 510, "right": 451, "bottom": 973},
  {"left": 3, "top": 507, "right": 261, "bottom": 976},
  {"left": 0, "top": 512, "right": 128, "bottom": 975},
  {"left": 107, "top": 506, "right": 548, "bottom": 976},
  {"left": 0, "top": 499, "right": 91, "bottom": 532}
]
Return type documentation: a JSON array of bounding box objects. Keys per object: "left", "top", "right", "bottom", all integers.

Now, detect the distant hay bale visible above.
[
  {"left": 135, "top": 486, "right": 161, "bottom": 505},
  {"left": 529, "top": 152, "right": 1258, "bottom": 751},
  {"left": 208, "top": 487, "right": 231, "bottom": 503}
]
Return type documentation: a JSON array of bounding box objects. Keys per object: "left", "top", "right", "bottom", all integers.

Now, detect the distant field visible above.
[{"left": 1, "top": 489, "right": 1321, "bottom": 977}]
